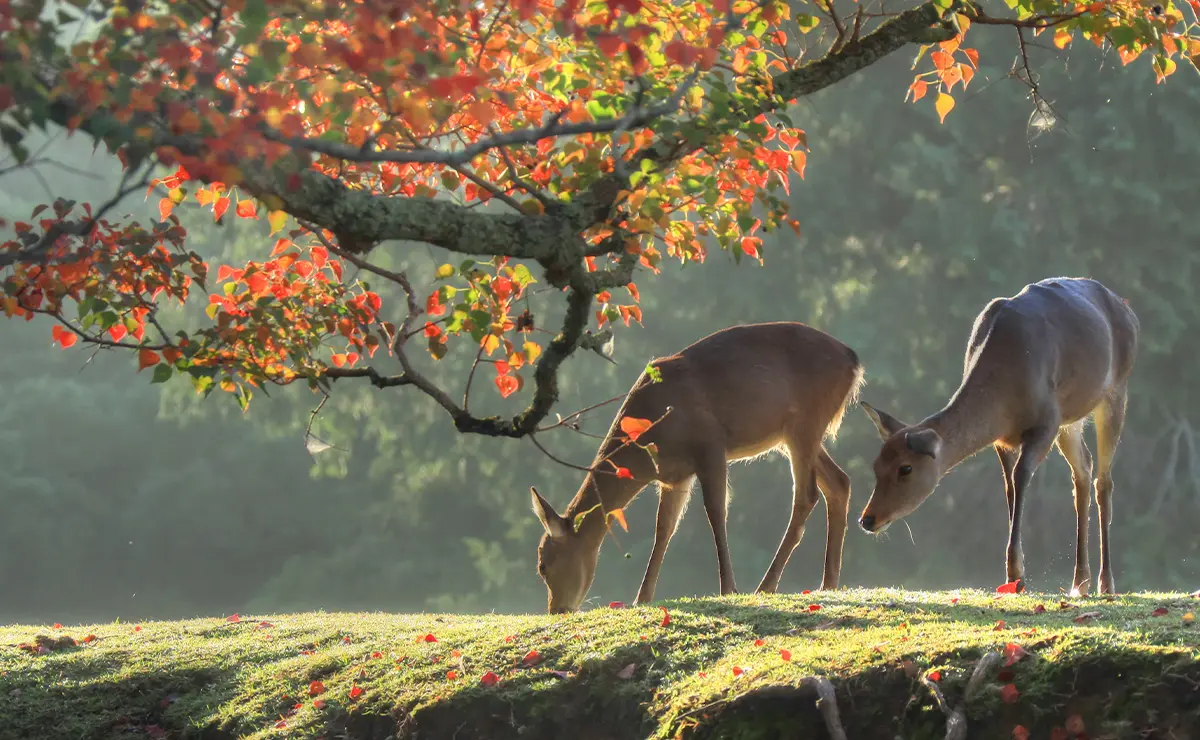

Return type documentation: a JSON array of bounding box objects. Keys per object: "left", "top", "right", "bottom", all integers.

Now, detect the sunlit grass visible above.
[{"left": 2, "top": 589, "right": 1198, "bottom": 739}]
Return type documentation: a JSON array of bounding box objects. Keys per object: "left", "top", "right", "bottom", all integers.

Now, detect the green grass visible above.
[{"left": 2, "top": 589, "right": 1199, "bottom": 740}]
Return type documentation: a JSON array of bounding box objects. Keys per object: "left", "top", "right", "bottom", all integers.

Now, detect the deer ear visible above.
[
  {"left": 531, "top": 486, "right": 571, "bottom": 538},
  {"left": 905, "top": 428, "right": 942, "bottom": 459},
  {"left": 860, "top": 401, "right": 908, "bottom": 440}
]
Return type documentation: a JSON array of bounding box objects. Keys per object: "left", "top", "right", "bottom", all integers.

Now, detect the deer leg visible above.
[
  {"left": 995, "top": 444, "right": 1018, "bottom": 526},
  {"left": 635, "top": 481, "right": 691, "bottom": 605},
  {"left": 815, "top": 448, "right": 851, "bottom": 591},
  {"left": 1056, "top": 424, "right": 1094, "bottom": 597},
  {"left": 695, "top": 450, "right": 737, "bottom": 595},
  {"left": 756, "top": 446, "right": 819, "bottom": 594},
  {"left": 1008, "top": 424, "right": 1058, "bottom": 584},
  {"left": 1093, "top": 387, "right": 1128, "bottom": 595}
]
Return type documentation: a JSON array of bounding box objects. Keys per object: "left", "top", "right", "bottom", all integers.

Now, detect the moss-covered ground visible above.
[{"left": 2, "top": 589, "right": 1199, "bottom": 740}]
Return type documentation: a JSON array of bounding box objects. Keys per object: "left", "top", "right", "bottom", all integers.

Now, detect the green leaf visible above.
[
  {"left": 1109, "top": 25, "right": 1136, "bottom": 49},
  {"left": 511, "top": 264, "right": 536, "bottom": 288},
  {"left": 151, "top": 363, "right": 174, "bottom": 384},
  {"left": 644, "top": 362, "right": 663, "bottom": 383},
  {"left": 573, "top": 503, "right": 602, "bottom": 533}
]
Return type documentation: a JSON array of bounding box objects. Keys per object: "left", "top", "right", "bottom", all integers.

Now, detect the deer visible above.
[
  {"left": 530, "top": 321, "right": 866, "bottom": 614},
  {"left": 857, "top": 277, "right": 1139, "bottom": 596}
]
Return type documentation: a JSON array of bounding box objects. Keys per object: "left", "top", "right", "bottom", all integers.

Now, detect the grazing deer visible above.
[
  {"left": 858, "top": 277, "right": 1139, "bottom": 596},
  {"left": 530, "top": 321, "right": 865, "bottom": 614}
]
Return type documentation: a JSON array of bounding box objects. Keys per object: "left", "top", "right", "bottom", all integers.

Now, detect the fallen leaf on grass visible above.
[
  {"left": 480, "top": 671, "right": 500, "bottom": 686},
  {"left": 1000, "top": 683, "right": 1020, "bottom": 704},
  {"left": 808, "top": 604, "right": 822, "bottom": 611},
  {"left": 312, "top": 699, "right": 326, "bottom": 709},
  {"left": 520, "top": 650, "right": 541, "bottom": 667},
  {"left": 996, "top": 579, "right": 1023, "bottom": 594},
  {"left": 780, "top": 649, "right": 791, "bottom": 662},
  {"left": 608, "top": 601, "right": 626, "bottom": 609},
  {"left": 1073, "top": 611, "right": 1102, "bottom": 624},
  {"left": 993, "top": 620, "right": 1007, "bottom": 631},
  {"left": 731, "top": 666, "right": 744, "bottom": 677},
  {"left": 1033, "top": 604, "right": 1047, "bottom": 614},
  {"left": 660, "top": 607, "right": 670, "bottom": 627},
  {"left": 422, "top": 633, "right": 438, "bottom": 643},
  {"left": 617, "top": 663, "right": 637, "bottom": 679},
  {"left": 371, "top": 651, "right": 383, "bottom": 659},
  {"left": 274, "top": 720, "right": 288, "bottom": 729},
  {"left": 256, "top": 621, "right": 274, "bottom": 629},
  {"left": 349, "top": 685, "right": 364, "bottom": 700},
  {"left": 226, "top": 614, "right": 240, "bottom": 623},
  {"left": 754, "top": 638, "right": 765, "bottom": 646},
  {"left": 1003, "top": 642, "right": 1028, "bottom": 667},
  {"left": 1183, "top": 612, "right": 1195, "bottom": 625},
  {"left": 52, "top": 623, "right": 62, "bottom": 629},
  {"left": 1152, "top": 607, "right": 1169, "bottom": 617},
  {"left": 446, "top": 670, "right": 458, "bottom": 680},
  {"left": 308, "top": 681, "right": 326, "bottom": 697},
  {"left": 1059, "top": 601, "right": 1078, "bottom": 610},
  {"left": 81, "top": 634, "right": 97, "bottom": 643}
]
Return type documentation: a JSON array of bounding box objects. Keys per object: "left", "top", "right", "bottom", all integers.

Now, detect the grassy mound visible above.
[{"left": 2, "top": 589, "right": 1198, "bottom": 740}]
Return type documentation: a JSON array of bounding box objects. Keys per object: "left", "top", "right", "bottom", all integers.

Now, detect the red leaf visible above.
[
  {"left": 446, "top": 670, "right": 458, "bottom": 680},
  {"left": 423, "top": 633, "right": 438, "bottom": 642},
  {"left": 660, "top": 607, "right": 670, "bottom": 627},
  {"left": 1000, "top": 683, "right": 1019, "bottom": 704},
  {"left": 138, "top": 348, "right": 160, "bottom": 372},
  {"left": 158, "top": 198, "right": 174, "bottom": 221},
  {"left": 993, "top": 620, "right": 1006, "bottom": 631},
  {"left": 606, "top": 0, "right": 642, "bottom": 12},
  {"left": 51, "top": 325, "right": 77, "bottom": 349},
  {"left": 1152, "top": 607, "right": 1169, "bottom": 617},
  {"left": 495, "top": 374, "right": 520, "bottom": 399},
  {"left": 754, "top": 639, "right": 765, "bottom": 646},
  {"left": 371, "top": 651, "right": 383, "bottom": 659},
  {"left": 928, "top": 670, "right": 942, "bottom": 682},
  {"left": 1033, "top": 604, "right": 1047, "bottom": 614},
  {"left": 614, "top": 466, "right": 634, "bottom": 479},
  {"left": 779, "top": 649, "right": 791, "bottom": 661},
  {"left": 308, "top": 681, "right": 326, "bottom": 697},
  {"left": 312, "top": 699, "right": 326, "bottom": 709},
  {"left": 213, "top": 196, "right": 230, "bottom": 221},
  {"left": 731, "top": 666, "right": 744, "bottom": 677},
  {"left": 235, "top": 200, "right": 256, "bottom": 218},
  {"left": 81, "top": 634, "right": 97, "bottom": 643},
  {"left": 996, "top": 579, "right": 1023, "bottom": 593},
  {"left": 1012, "top": 726, "right": 1030, "bottom": 740},
  {"left": 594, "top": 32, "right": 624, "bottom": 57},
  {"left": 271, "top": 238, "right": 292, "bottom": 256},
  {"left": 109, "top": 323, "right": 128, "bottom": 342},
  {"left": 620, "top": 416, "right": 653, "bottom": 441},
  {"left": 808, "top": 604, "right": 822, "bottom": 612},
  {"left": 52, "top": 623, "right": 63, "bottom": 629},
  {"left": 349, "top": 685, "right": 364, "bottom": 700},
  {"left": 480, "top": 671, "right": 500, "bottom": 686},
  {"left": 1003, "top": 642, "right": 1027, "bottom": 667},
  {"left": 521, "top": 649, "right": 541, "bottom": 667},
  {"left": 226, "top": 613, "right": 240, "bottom": 623},
  {"left": 740, "top": 236, "right": 761, "bottom": 259},
  {"left": 609, "top": 601, "right": 626, "bottom": 609}
]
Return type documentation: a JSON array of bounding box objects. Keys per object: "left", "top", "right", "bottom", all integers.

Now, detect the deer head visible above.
[
  {"left": 531, "top": 486, "right": 601, "bottom": 614},
  {"left": 857, "top": 401, "right": 945, "bottom": 533}
]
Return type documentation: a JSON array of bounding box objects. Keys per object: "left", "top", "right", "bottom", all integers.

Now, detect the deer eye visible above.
[{"left": 898, "top": 465, "right": 913, "bottom": 477}]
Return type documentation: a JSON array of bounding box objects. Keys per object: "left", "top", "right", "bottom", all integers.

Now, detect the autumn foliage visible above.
[{"left": 0, "top": 0, "right": 1194, "bottom": 432}]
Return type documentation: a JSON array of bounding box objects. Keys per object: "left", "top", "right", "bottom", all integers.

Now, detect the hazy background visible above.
[{"left": 3, "top": 30, "right": 1198, "bottom": 624}]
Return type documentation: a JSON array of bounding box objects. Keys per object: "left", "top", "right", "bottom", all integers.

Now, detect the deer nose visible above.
[{"left": 859, "top": 514, "right": 876, "bottom": 532}]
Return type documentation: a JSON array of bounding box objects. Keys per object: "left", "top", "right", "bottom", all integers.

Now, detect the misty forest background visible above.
[{"left": 3, "top": 31, "right": 1199, "bottom": 625}]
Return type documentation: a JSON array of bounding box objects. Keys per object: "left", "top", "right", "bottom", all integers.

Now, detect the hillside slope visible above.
[{"left": 2, "top": 589, "right": 1198, "bottom": 740}]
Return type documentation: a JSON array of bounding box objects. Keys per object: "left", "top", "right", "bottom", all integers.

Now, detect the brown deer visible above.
[
  {"left": 857, "top": 277, "right": 1139, "bottom": 596},
  {"left": 530, "top": 321, "right": 865, "bottom": 613}
]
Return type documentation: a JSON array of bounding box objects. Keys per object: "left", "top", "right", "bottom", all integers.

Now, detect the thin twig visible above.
[{"left": 536, "top": 393, "right": 628, "bottom": 433}]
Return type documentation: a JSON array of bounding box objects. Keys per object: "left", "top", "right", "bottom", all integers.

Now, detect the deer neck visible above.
[
  {"left": 565, "top": 446, "right": 650, "bottom": 547},
  {"left": 922, "top": 379, "right": 1008, "bottom": 474}
]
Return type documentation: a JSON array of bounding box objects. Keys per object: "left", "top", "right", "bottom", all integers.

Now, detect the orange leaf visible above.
[
  {"left": 732, "top": 666, "right": 744, "bottom": 677},
  {"left": 137, "top": 348, "right": 160, "bottom": 371},
  {"left": 660, "top": 607, "right": 670, "bottom": 627},
  {"left": 480, "top": 671, "right": 500, "bottom": 686},
  {"left": 158, "top": 197, "right": 174, "bottom": 221},
  {"left": 446, "top": 670, "right": 458, "bottom": 680},
  {"left": 620, "top": 416, "right": 653, "bottom": 441},
  {"left": 521, "top": 649, "right": 541, "bottom": 666},
  {"left": 308, "top": 681, "right": 326, "bottom": 696},
  {"left": 934, "top": 92, "right": 955, "bottom": 124},
  {"left": 930, "top": 50, "right": 954, "bottom": 69},
  {"left": 963, "top": 47, "right": 980, "bottom": 67},
  {"left": 349, "top": 685, "right": 364, "bottom": 700},
  {"left": 271, "top": 238, "right": 293, "bottom": 256},
  {"left": 1053, "top": 27, "right": 1072, "bottom": 49},
  {"left": 608, "top": 508, "right": 629, "bottom": 531},
  {"left": 740, "top": 236, "right": 761, "bottom": 258},
  {"left": 614, "top": 466, "right": 634, "bottom": 480},
  {"left": 959, "top": 63, "right": 975, "bottom": 88},
  {"left": 214, "top": 196, "right": 230, "bottom": 221},
  {"left": 779, "top": 649, "right": 791, "bottom": 661},
  {"left": 236, "top": 199, "right": 257, "bottom": 218},
  {"left": 909, "top": 79, "right": 928, "bottom": 102}
]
